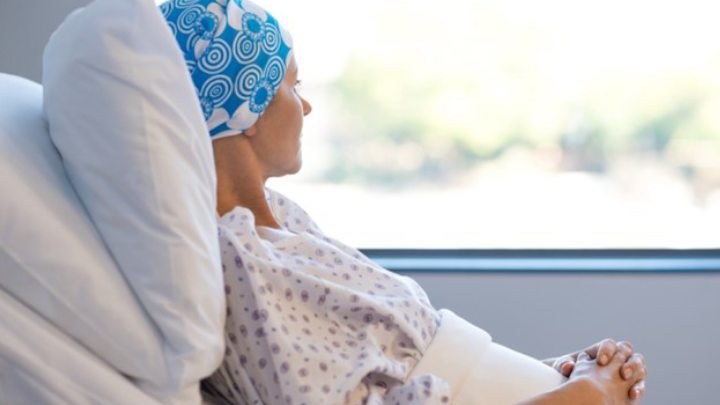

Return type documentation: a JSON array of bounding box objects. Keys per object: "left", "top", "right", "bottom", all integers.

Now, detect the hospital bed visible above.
[{"left": 0, "top": 0, "right": 228, "bottom": 403}]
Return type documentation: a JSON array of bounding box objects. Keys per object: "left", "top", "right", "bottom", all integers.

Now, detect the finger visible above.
[
  {"left": 621, "top": 353, "right": 647, "bottom": 381},
  {"left": 561, "top": 361, "right": 574, "bottom": 376},
  {"left": 577, "top": 351, "right": 592, "bottom": 362},
  {"left": 552, "top": 355, "right": 574, "bottom": 373},
  {"left": 617, "top": 340, "right": 634, "bottom": 355},
  {"left": 596, "top": 338, "right": 619, "bottom": 366},
  {"left": 611, "top": 341, "right": 634, "bottom": 364},
  {"left": 582, "top": 338, "right": 616, "bottom": 365},
  {"left": 629, "top": 380, "right": 645, "bottom": 401},
  {"left": 636, "top": 352, "right": 647, "bottom": 368}
]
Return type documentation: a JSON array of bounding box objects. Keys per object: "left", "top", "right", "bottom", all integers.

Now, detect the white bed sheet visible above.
[{"left": 0, "top": 287, "right": 219, "bottom": 405}]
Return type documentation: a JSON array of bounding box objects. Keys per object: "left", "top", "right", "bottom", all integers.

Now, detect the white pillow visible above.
[
  {"left": 42, "top": 0, "right": 225, "bottom": 403},
  {"left": 0, "top": 74, "right": 165, "bottom": 389}
]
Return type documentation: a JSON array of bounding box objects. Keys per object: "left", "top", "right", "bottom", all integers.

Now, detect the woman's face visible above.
[{"left": 247, "top": 55, "right": 312, "bottom": 179}]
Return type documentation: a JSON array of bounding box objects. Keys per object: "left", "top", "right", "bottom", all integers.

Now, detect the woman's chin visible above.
[
  {"left": 295, "top": 149, "right": 303, "bottom": 170},
  {"left": 286, "top": 158, "right": 302, "bottom": 176}
]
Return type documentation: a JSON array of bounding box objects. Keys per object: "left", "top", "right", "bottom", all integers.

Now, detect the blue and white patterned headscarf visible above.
[{"left": 160, "top": 0, "right": 293, "bottom": 140}]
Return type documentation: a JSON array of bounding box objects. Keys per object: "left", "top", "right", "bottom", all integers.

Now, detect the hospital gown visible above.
[{"left": 203, "top": 187, "right": 451, "bottom": 405}]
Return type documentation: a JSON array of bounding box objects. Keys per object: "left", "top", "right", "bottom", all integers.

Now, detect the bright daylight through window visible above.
[{"left": 162, "top": 0, "right": 720, "bottom": 249}]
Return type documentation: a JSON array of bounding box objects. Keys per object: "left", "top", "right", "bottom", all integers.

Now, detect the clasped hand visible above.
[{"left": 541, "top": 338, "right": 647, "bottom": 404}]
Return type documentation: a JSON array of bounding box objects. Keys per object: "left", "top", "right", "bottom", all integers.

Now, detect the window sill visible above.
[{"left": 360, "top": 249, "right": 720, "bottom": 273}]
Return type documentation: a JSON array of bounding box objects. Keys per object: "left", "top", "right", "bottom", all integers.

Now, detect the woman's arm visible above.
[{"left": 515, "top": 378, "right": 599, "bottom": 405}]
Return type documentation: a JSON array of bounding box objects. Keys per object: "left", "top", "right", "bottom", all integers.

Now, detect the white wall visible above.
[
  {"left": 0, "top": 0, "right": 93, "bottom": 83},
  {"left": 407, "top": 271, "right": 720, "bottom": 405}
]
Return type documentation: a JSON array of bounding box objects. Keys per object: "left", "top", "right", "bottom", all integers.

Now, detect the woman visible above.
[{"left": 160, "top": 1, "right": 648, "bottom": 404}]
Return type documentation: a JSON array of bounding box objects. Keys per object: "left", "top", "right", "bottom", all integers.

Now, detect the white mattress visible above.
[{"left": 0, "top": 287, "right": 219, "bottom": 405}]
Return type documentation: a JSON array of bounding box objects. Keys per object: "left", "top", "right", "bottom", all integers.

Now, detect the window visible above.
[{"left": 172, "top": 0, "right": 720, "bottom": 249}]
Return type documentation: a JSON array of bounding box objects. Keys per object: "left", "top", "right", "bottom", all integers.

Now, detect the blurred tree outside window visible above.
[{"left": 258, "top": 0, "right": 718, "bottom": 248}]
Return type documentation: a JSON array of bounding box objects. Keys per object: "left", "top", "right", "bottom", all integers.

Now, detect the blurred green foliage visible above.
[{"left": 319, "top": 0, "right": 720, "bottom": 188}]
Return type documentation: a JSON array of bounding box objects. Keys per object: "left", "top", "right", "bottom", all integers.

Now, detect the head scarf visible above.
[{"left": 160, "top": 0, "right": 294, "bottom": 140}]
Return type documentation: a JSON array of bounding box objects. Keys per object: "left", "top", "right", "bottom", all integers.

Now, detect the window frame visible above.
[{"left": 361, "top": 249, "right": 720, "bottom": 273}]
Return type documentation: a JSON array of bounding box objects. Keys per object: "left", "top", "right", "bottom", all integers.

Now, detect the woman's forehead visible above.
[{"left": 288, "top": 55, "right": 298, "bottom": 74}]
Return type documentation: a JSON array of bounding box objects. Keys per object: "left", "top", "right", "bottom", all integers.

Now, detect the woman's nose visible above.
[{"left": 302, "top": 97, "right": 312, "bottom": 116}]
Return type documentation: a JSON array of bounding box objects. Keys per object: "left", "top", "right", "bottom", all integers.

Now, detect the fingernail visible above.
[
  {"left": 624, "top": 369, "right": 633, "bottom": 379},
  {"left": 634, "top": 388, "right": 642, "bottom": 397},
  {"left": 600, "top": 355, "right": 608, "bottom": 365}
]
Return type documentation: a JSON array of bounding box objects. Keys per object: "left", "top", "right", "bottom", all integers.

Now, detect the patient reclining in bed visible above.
[{"left": 159, "top": 1, "right": 648, "bottom": 404}]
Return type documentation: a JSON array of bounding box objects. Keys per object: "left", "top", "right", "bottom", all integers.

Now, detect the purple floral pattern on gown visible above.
[{"left": 204, "top": 187, "right": 451, "bottom": 405}]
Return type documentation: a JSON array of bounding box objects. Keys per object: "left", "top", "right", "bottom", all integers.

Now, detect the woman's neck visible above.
[
  {"left": 217, "top": 185, "right": 280, "bottom": 229},
  {"left": 214, "top": 138, "right": 282, "bottom": 230}
]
